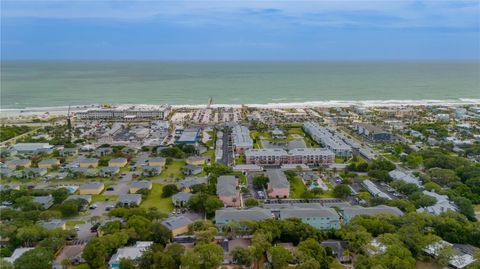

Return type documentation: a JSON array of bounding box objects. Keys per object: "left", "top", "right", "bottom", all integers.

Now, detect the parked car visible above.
[
  {"left": 89, "top": 204, "right": 97, "bottom": 210},
  {"left": 106, "top": 187, "right": 114, "bottom": 191}
]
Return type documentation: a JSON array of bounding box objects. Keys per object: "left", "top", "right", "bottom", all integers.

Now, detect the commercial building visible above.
[
  {"left": 216, "top": 175, "right": 241, "bottom": 207},
  {"left": 76, "top": 105, "right": 170, "bottom": 121},
  {"left": 245, "top": 148, "right": 334, "bottom": 166},
  {"left": 353, "top": 123, "right": 392, "bottom": 142},
  {"left": 176, "top": 128, "right": 200, "bottom": 144},
  {"left": 108, "top": 241, "right": 153, "bottom": 269},
  {"left": 303, "top": 122, "right": 352, "bottom": 157},
  {"left": 266, "top": 169, "right": 290, "bottom": 199},
  {"left": 231, "top": 125, "right": 253, "bottom": 155},
  {"left": 279, "top": 207, "right": 340, "bottom": 230}
]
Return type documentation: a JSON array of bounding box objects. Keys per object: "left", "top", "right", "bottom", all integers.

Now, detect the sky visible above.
[{"left": 1, "top": 0, "right": 479, "bottom": 60}]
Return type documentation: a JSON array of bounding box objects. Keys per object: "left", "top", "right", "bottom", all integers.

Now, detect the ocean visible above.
[{"left": 1, "top": 61, "right": 479, "bottom": 109}]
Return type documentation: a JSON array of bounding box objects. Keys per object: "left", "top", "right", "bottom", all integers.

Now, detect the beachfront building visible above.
[
  {"left": 279, "top": 207, "right": 340, "bottom": 230},
  {"left": 303, "top": 122, "right": 352, "bottom": 157},
  {"left": 215, "top": 207, "right": 273, "bottom": 228},
  {"left": 216, "top": 175, "right": 241, "bottom": 207},
  {"left": 340, "top": 205, "right": 404, "bottom": 223},
  {"left": 76, "top": 105, "right": 171, "bottom": 121},
  {"left": 231, "top": 125, "right": 253, "bottom": 155},
  {"left": 108, "top": 241, "right": 153, "bottom": 269},
  {"left": 353, "top": 123, "right": 392, "bottom": 142},
  {"left": 245, "top": 148, "right": 334, "bottom": 166},
  {"left": 266, "top": 169, "right": 290, "bottom": 199}
]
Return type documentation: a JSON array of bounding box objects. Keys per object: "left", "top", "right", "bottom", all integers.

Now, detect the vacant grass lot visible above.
[
  {"left": 92, "top": 194, "right": 118, "bottom": 202},
  {"left": 140, "top": 183, "right": 174, "bottom": 213},
  {"left": 159, "top": 160, "right": 186, "bottom": 178},
  {"left": 289, "top": 176, "right": 307, "bottom": 198}
]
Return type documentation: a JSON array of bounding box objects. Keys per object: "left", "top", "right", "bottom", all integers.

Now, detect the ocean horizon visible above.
[{"left": 1, "top": 60, "right": 479, "bottom": 109}]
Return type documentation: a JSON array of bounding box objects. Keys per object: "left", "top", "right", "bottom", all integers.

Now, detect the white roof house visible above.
[
  {"left": 417, "top": 190, "right": 457, "bottom": 216},
  {"left": 108, "top": 241, "right": 153, "bottom": 269},
  {"left": 388, "top": 169, "right": 422, "bottom": 187},
  {"left": 3, "top": 247, "right": 35, "bottom": 264},
  {"left": 424, "top": 240, "right": 477, "bottom": 269}
]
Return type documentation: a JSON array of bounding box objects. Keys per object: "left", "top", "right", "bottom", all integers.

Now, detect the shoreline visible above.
[{"left": 1, "top": 98, "right": 479, "bottom": 119}]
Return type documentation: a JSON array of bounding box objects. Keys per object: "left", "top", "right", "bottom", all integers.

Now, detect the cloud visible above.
[{"left": 1, "top": 0, "right": 479, "bottom": 29}]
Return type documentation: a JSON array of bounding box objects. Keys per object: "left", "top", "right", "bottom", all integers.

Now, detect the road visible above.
[{"left": 220, "top": 129, "right": 233, "bottom": 166}]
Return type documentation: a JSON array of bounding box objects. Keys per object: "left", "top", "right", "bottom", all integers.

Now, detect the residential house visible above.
[
  {"left": 79, "top": 182, "right": 105, "bottom": 195},
  {"left": 215, "top": 207, "right": 273, "bottom": 228},
  {"left": 142, "top": 166, "right": 161, "bottom": 177},
  {"left": 33, "top": 195, "right": 54, "bottom": 209},
  {"left": 65, "top": 195, "right": 92, "bottom": 204},
  {"left": 100, "top": 166, "right": 121, "bottom": 177},
  {"left": 108, "top": 241, "right": 153, "bottom": 269},
  {"left": 129, "top": 180, "right": 152, "bottom": 194},
  {"left": 417, "top": 190, "right": 458, "bottom": 216},
  {"left": 0, "top": 168, "right": 13, "bottom": 178},
  {"left": 279, "top": 207, "right": 340, "bottom": 230},
  {"left": 59, "top": 148, "right": 78, "bottom": 157},
  {"left": 38, "top": 159, "right": 60, "bottom": 169},
  {"left": 341, "top": 205, "right": 404, "bottom": 223},
  {"left": 95, "top": 147, "right": 113, "bottom": 157},
  {"left": 216, "top": 175, "right": 240, "bottom": 207},
  {"left": 162, "top": 216, "right": 193, "bottom": 236},
  {"left": 172, "top": 192, "right": 193, "bottom": 207},
  {"left": 38, "top": 219, "right": 66, "bottom": 230},
  {"left": 24, "top": 168, "right": 48, "bottom": 179},
  {"left": 79, "top": 158, "right": 99, "bottom": 168},
  {"left": 177, "top": 176, "right": 208, "bottom": 192},
  {"left": 424, "top": 240, "right": 477, "bottom": 269},
  {"left": 118, "top": 194, "right": 142, "bottom": 207},
  {"left": 109, "top": 158, "right": 128, "bottom": 167},
  {"left": 266, "top": 169, "right": 290, "bottom": 199},
  {"left": 3, "top": 247, "right": 35, "bottom": 264},
  {"left": 182, "top": 164, "right": 203, "bottom": 176},
  {"left": 69, "top": 167, "right": 98, "bottom": 178},
  {"left": 186, "top": 156, "right": 208, "bottom": 166},
  {"left": 148, "top": 157, "right": 166, "bottom": 167},
  {"left": 388, "top": 169, "right": 422, "bottom": 187},
  {"left": 5, "top": 159, "right": 31, "bottom": 169}
]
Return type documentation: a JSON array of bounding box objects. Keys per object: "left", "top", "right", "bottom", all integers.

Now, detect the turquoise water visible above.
[{"left": 1, "top": 61, "right": 479, "bottom": 109}]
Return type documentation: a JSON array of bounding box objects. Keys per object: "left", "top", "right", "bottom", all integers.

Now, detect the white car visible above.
[{"left": 74, "top": 225, "right": 80, "bottom": 231}]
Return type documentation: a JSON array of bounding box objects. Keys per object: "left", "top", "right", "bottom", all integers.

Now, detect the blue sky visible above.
[{"left": 1, "top": 1, "right": 479, "bottom": 60}]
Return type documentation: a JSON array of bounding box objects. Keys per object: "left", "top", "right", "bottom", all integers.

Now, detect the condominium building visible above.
[
  {"left": 303, "top": 122, "right": 352, "bottom": 157},
  {"left": 76, "top": 105, "right": 171, "bottom": 121},
  {"left": 231, "top": 125, "right": 253, "bottom": 155},
  {"left": 245, "top": 148, "right": 334, "bottom": 166}
]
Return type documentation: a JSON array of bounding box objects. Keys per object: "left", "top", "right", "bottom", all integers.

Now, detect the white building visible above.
[
  {"left": 76, "top": 105, "right": 170, "bottom": 121},
  {"left": 231, "top": 125, "right": 253, "bottom": 155},
  {"left": 388, "top": 169, "right": 422, "bottom": 187},
  {"left": 108, "top": 241, "right": 153, "bottom": 269},
  {"left": 417, "top": 190, "right": 457, "bottom": 216},
  {"left": 303, "top": 122, "right": 352, "bottom": 157}
]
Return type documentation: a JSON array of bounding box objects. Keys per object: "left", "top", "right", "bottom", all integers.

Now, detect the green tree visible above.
[
  {"left": 333, "top": 184, "right": 351, "bottom": 199},
  {"left": 297, "top": 238, "right": 328, "bottom": 269},
  {"left": 127, "top": 215, "right": 152, "bottom": 240},
  {"left": 0, "top": 259, "right": 14, "bottom": 269},
  {"left": 231, "top": 246, "right": 254, "bottom": 267},
  {"left": 165, "top": 243, "right": 186, "bottom": 267},
  {"left": 182, "top": 243, "right": 224, "bottom": 269},
  {"left": 83, "top": 238, "right": 108, "bottom": 268},
  {"left": 150, "top": 223, "right": 172, "bottom": 246},
  {"left": 204, "top": 196, "right": 223, "bottom": 215},
  {"left": 406, "top": 153, "right": 423, "bottom": 168},
  {"left": 14, "top": 248, "right": 54, "bottom": 269},
  {"left": 162, "top": 184, "right": 179, "bottom": 198},
  {"left": 253, "top": 175, "right": 269, "bottom": 188},
  {"left": 119, "top": 258, "right": 137, "bottom": 269},
  {"left": 244, "top": 198, "right": 259, "bottom": 208},
  {"left": 269, "top": 245, "right": 292, "bottom": 269}
]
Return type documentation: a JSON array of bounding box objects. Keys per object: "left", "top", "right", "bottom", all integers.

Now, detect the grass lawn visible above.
[
  {"left": 289, "top": 176, "right": 307, "bottom": 198},
  {"left": 475, "top": 204, "right": 480, "bottom": 212},
  {"left": 160, "top": 160, "right": 186, "bottom": 178},
  {"left": 92, "top": 194, "right": 118, "bottom": 202},
  {"left": 140, "top": 183, "right": 174, "bottom": 213},
  {"left": 65, "top": 220, "right": 85, "bottom": 229},
  {"left": 202, "top": 149, "right": 215, "bottom": 163}
]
